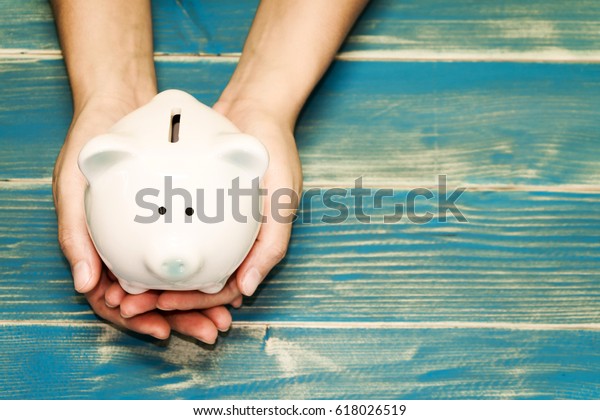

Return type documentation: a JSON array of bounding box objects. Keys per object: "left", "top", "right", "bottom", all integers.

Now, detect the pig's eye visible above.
[
  {"left": 158, "top": 206, "right": 167, "bottom": 215},
  {"left": 185, "top": 207, "right": 194, "bottom": 216}
]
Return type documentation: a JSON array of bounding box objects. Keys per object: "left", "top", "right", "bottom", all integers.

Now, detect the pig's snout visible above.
[{"left": 145, "top": 250, "right": 204, "bottom": 283}]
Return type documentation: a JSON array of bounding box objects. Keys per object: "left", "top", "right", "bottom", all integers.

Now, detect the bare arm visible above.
[
  {"left": 221, "top": 0, "right": 369, "bottom": 295},
  {"left": 161, "top": 0, "right": 369, "bottom": 306},
  {"left": 51, "top": 0, "right": 157, "bottom": 113},
  {"left": 51, "top": 0, "right": 237, "bottom": 342},
  {"left": 219, "top": 0, "right": 369, "bottom": 127}
]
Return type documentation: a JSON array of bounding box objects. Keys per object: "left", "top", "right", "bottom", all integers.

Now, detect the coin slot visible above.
[{"left": 169, "top": 108, "right": 181, "bottom": 143}]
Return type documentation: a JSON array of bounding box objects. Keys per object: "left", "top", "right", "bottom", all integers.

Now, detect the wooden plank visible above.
[
  {"left": 1, "top": 184, "right": 599, "bottom": 323},
  {"left": 0, "top": 58, "right": 229, "bottom": 180},
  {"left": 0, "top": 184, "right": 92, "bottom": 320},
  {"left": 296, "top": 60, "right": 600, "bottom": 187},
  {"left": 1, "top": 0, "right": 599, "bottom": 58},
  {"left": 344, "top": 0, "right": 600, "bottom": 60},
  {"left": 2, "top": 58, "right": 600, "bottom": 186},
  {"left": 0, "top": 324, "right": 598, "bottom": 399},
  {"left": 0, "top": 0, "right": 257, "bottom": 54}
]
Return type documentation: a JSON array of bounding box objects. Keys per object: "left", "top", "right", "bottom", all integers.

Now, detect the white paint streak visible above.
[
  {"left": 0, "top": 178, "right": 53, "bottom": 184},
  {"left": 1, "top": 47, "right": 600, "bottom": 63},
  {"left": 2, "top": 320, "right": 599, "bottom": 331},
  {"left": 265, "top": 337, "right": 339, "bottom": 377},
  {"left": 236, "top": 321, "right": 600, "bottom": 332},
  {"left": 264, "top": 336, "right": 341, "bottom": 398},
  {"left": 301, "top": 181, "right": 600, "bottom": 192},
  {"left": 347, "top": 35, "right": 419, "bottom": 45},
  {"left": 490, "top": 20, "right": 557, "bottom": 40},
  {"left": 154, "top": 53, "right": 239, "bottom": 63},
  {"left": 337, "top": 48, "right": 600, "bottom": 63},
  {"left": 0, "top": 49, "right": 62, "bottom": 60},
  {"left": 153, "top": 327, "right": 267, "bottom": 392},
  {"left": 96, "top": 326, "right": 126, "bottom": 365},
  {"left": 151, "top": 336, "right": 212, "bottom": 392},
  {"left": 1, "top": 178, "right": 599, "bottom": 192}
]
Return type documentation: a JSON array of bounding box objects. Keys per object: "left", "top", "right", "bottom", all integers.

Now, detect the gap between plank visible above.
[
  {"left": 1, "top": 178, "right": 599, "bottom": 193},
  {"left": 1, "top": 49, "right": 600, "bottom": 64},
  {"left": 0, "top": 320, "right": 599, "bottom": 331}
]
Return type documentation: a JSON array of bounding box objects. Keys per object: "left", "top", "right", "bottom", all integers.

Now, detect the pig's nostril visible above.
[
  {"left": 161, "top": 259, "right": 186, "bottom": 277},
  {"left": 147, "top": 255, "right": 203, "bottom": 282}
]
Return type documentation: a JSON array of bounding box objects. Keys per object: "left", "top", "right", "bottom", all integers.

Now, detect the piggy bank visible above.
[{"left": 78, "top": 89, "right": 269, "bottom": 294}]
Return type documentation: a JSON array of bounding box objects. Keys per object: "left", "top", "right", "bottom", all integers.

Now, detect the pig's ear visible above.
[
  {"left": 214, "top": 133, "right": 269, "bottom": 178},
  {"left": 78, "top": 134, "right": 134, "bottom": 183}
]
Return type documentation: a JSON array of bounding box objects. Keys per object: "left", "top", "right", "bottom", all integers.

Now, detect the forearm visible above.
[
  {"left": 51, "top": 0, "right": 157, "bottom": 114},
  {"left": 219, "top": 0, "right": 369, "bottom": 128}
]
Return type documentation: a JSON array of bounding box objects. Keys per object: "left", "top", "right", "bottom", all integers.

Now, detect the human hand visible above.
[
  {"left": 156, "top": 98, "right": 302, "bottom": 311},
  {"left": 53, "top": 96, "right": 234, "bottom": 343},
  {"left": 150, "top": 0, "right": 367, "bottom": 308},
  {"left": 215, "top": 99, "right": 303, "bottom": 297}
]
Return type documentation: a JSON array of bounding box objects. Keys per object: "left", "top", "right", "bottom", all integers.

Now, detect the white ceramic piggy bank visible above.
[{"left": 78, "top": 89, "right": 269, "bottom": 294}]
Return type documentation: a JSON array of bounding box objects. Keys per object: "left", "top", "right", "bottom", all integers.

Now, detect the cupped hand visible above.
[
  {"left": 155, "top": 99, "right": 302, "bottom": 310},
  {"left": 53, "top": 96, "right": 234, "bottom": 343},
  {"left": 215, "top": 99, "right": 303, "bottom": 297}
]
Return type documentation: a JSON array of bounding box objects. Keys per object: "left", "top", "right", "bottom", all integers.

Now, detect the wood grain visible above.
[
  {"left": 1, "top": 0, "right": 599, "bottom": 59},
  {"left": 1, "top": 184, "right": 598, "bottom": 324},
  {"left": 0, "top": 324, "right": 598, "bottom": 399},
  {"left": 1, "top": 0, "right": 599, "bottom": 401},
  {"left": 1, "top": 58, "right": 599, "bottom": 186}
]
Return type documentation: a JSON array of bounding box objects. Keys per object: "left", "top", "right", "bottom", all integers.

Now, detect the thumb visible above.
[
  {"left": 55, "top": 186, "right": 102, "bottom": 293},
  {"left": 236, "top": 216, "right": 293, "bottom": 297}
]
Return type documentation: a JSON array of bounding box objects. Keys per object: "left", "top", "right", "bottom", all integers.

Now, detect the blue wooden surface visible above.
[
  {"left": 1, "top": 184, "right": 599, "bottom": 324},
  {"left": 0, "top": 0, "right": 599, "bottom": 400},
  {"left": 1, "top": 325, "right": 598, "bottom": 399},
  {"left": 2, "top": 58, "right": 600, "bottom": 185},
  {"left": 2, "top": 0, "right": 599, "bottom": 56}
]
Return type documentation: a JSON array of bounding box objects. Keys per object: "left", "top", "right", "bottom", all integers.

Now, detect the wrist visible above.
[
  {"left": 216, "top": 78, "right": 305, "bottom": 131},
  {"left": 217, "top": 48, "right": 318, "bottom": 129},
  {"left": 68, "top": 58, "right": 157, "bottom": 116},
  {"left": 72, "top": 88, "right": 154, "bottom": 120},
  {"left": 71, "top": 85, "right": 157, "bottom": 119},
  {"left": 213, "top": 95, "right": 297, "bottom": 135}
]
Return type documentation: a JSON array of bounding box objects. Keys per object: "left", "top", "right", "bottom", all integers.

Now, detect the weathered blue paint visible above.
[
  {"left": 1, "top": 185, "right": 598, "bottom": 323},
  {"left": 1, "top": 0, "right": 598, "bottom": 402},
  {"left": 1, "top": 59, "right": 599, "bottom": 185},
  {"left": 1, "top": 0, "right": 599, "bottom": 55},
  {"left": 0, "top": 325, "right": 598, "bottom": 399}
]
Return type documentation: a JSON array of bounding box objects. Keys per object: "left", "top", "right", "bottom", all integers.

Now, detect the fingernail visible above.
[
  {"left": 151, "top": 330, "right": 169, "bottom": 340},
  {"left": 105, "top": 300, "right": 116, "bottom": 309},
  {"left": 242, "top": 267, "right": 262, "bottom": 296},
  {"left": 120, "top": 309, "right": 133, "bottom": 319},
  {"left": 73, "top": 261, "right": 92, "bottom": 292},
  {"left": 198, "top": 337, "right": 216, "bottom": 345},
  {"left": 156, "top": 302, "right": 173, "bottom": 311}
]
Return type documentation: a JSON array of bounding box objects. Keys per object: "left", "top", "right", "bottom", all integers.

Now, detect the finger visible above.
[
  {"left": 119, "top": 310, "right": 171, "bottom": 340},
  {"left": 54, "top": 177, "right": 102, "bottom": 294},
  {"left": 56, "top": 203, "right": 102, "bottom": 293},
  {"left": 157, "top": 277, "right": 241, "bottom": 311},
  {"left": 120, "top": 290, "right": 161, "bottom": 318},
  {"left": 201, "top": 306, "right": 233, "bottom": 332},
  {"left": 85, "top": 272, "right": 170, "bottom": 339},
  {"left": 231, "top": 295, "right": 243, "bottom": 309},
  {"left": 163, "top": 311, "right": 219, "bottom": 344},
  {"left": 236, "top": 213, "right": 293, "bottom": 296},
  {"left": 104, "top": 280, "right": 127, "bottom": 308}
]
